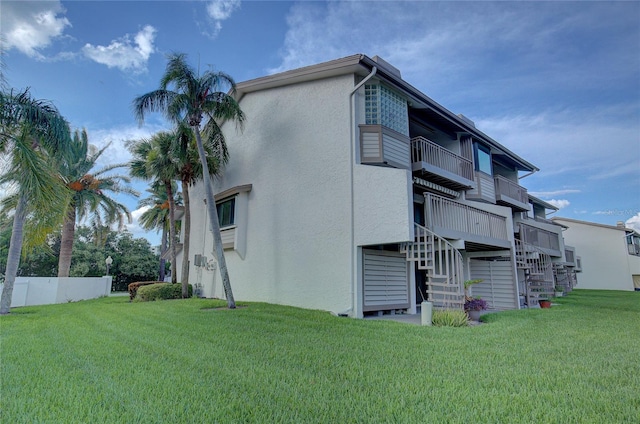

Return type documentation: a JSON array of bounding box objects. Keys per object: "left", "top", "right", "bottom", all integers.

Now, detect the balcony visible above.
[
  {"left": 519, "top": 223, "right": 562, "bottom": 258},
  {"left": 411, "top": 136, "right": 475, "bottom": 190},
  {"left": 424, "top": 193, "right": 511, "bottom": 249},
  {"left": 564, "top": 246, "right": 576, "bottom": 265},
  {"left": 494, "top": 175, "right": 530, "bottom": 212},
  {"left": 359, "top": 125, "right": 410, "bottom": 170}
]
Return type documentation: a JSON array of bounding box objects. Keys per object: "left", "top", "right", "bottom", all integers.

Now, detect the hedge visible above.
[
  {"left": 128, "top": 281, "right": 162, "bottom": 301},
  {"left": 135, "top": 283, "right": 193, "bottom": 302}
]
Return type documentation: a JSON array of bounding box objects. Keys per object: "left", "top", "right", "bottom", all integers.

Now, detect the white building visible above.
[
  {"left": 178, "top": 54, "right": 579, "bottom": 317},
  {"left": 552, "top": 218, "right": 640, "bottom": 291}
]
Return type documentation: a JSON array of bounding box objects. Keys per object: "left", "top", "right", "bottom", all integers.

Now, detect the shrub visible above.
[
  {"left": 432, "top": 309, "right": 469, "bottom": 327},
  {"left": 135, "top": 283, "right": 193, "bottom": 302},
  {"left": 464, "top": 297, "right": 487, "bottom": 312},
  {"left": 128, "top": 281, "right": 162, "bottom": 301}
]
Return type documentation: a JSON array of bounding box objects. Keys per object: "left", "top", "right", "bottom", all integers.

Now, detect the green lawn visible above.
[{"left": 1, "top": 290, "right": 639, "bottom": 423}]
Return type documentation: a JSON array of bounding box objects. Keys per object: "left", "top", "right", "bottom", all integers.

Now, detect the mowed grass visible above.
[{"left": 1, "top": 290, "right": 639, "bottom": 423}]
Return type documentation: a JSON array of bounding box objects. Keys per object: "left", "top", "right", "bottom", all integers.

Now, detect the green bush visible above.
[
  {"left": 135, "top": 283, "right": 192, "bottom": 302},
  {"left": 432, "top": 309, "right": 469, "bottom": 327},
  {"left": 128, "top": 281, "right": 161, "bottom": 301}
]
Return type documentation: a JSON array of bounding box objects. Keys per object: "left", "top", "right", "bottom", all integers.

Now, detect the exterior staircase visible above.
[
  {"left": 402, "top": 223, "right": 464, "bottom": 310},
  {"left": 553, "top": 263, "right": 577, "bottom": 293},
  {"left": 515, "top": 239, "right": 555, "bottom": 307}
]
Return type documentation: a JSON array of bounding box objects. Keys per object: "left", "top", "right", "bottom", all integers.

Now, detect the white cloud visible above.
[
  {"left": 626, "top": 213, "right": 640, "bottom": 233},
  {"left": 82, "top": 25, "right": 157, "bottom": 74},
  {"left": 87, "top": 123, "right": 166, "bottom": 167},
  {"left": 204, "top": 0, "right": 241, "bottom": 38},
  {"left": 476, "top": 106, "right": 640, "bottom": 182},
  {"left": 1, "top": 1, "right": 71, "bottom": 60},
  {"left": 126, "top": 206, "right": 162, "bottom": 247},
  {"left": 546, "top": 199, "right": 570, "bottom": 210}
]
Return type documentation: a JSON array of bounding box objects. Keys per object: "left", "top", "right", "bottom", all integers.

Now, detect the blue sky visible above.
[{"left": 2, "top": 0, "right": 639, "bottom": 246}]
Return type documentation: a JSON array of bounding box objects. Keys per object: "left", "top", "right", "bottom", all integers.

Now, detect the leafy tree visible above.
[
  {"left": 58, "top": 129, "right": 138, "bottom": 277},
  {"left": 0, "top": 221, "right": 158, "bottom": 292},
  {"left": 0, "top": 88, "right": 71, "bottom": 314},
  {"left": 107, "top": 231, "right": 159, "bottom": 291},
  {"left": 133, "top": 53, "right": 245, "bottom": 308}
]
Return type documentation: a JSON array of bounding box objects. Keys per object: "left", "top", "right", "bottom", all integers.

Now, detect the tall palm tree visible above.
[
  {"left": 128, "top": 132, "right": 180, "bottom": 284},
  {"left": 138, "top": 180, "right": 182, "bottom": 281},
  {"left": 0, "top": 88, "right": 71, "bottom": 314},
  {"left": 57, "top": 129, "right": 138, "bottom": 277},
  {"left": 133, "top": 53, "right": 244, "bottom": 308},
  {"left": 173, "top": 122, "right": 227, "bottom": 297}
]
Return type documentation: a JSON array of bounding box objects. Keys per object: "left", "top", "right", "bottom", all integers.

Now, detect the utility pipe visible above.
[{"left": 347, "top": 64, "right": 377, "bottom": 318}]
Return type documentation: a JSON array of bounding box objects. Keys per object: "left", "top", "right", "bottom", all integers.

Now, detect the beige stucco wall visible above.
[
  {"left": 554, "top": 219, "right": 638, "bottom": 291},
  {"left": 183, "top": 74, "right": 376, "bottom": 314}
]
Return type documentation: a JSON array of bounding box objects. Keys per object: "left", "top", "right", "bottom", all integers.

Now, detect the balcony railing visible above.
[
  {"left": 520, "top": 223, "right": 560, "bottom": 253},
  {"left": 564, "top": 248, "right": 575, "bottom": 264},
  {"left": 425, "top": 193, "right": 509, "bottom": 242},
  {"left": 359, "top": 125, "right": 410, "bottom": 170},
  {"left": 494, "top": 175, "right": 529, "bottom": 210},
  {"left": 411, "top": 136, "right": 474, "bottom": 183}
]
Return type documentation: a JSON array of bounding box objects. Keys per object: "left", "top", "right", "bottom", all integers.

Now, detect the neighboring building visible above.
[
  {"left": 552, "top": 218, "right": 640, "bottom": 291},
  {"left": 178, "top": 54, "right": 578, "bottom": 317}
]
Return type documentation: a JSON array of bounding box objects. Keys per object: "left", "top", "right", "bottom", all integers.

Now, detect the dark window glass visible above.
[
  {"left": 217, "top": 198, "right": 235, "bottom": 227},
  {"left": 474, "top": 143, "right": 492, "bottom": 175}
]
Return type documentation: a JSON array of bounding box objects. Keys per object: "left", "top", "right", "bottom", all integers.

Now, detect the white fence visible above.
[{"left": 1, "top": 276, "right": 112, "bottom": 308}]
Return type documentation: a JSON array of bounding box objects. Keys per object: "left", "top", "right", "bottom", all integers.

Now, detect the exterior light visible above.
[{"left": 105, "top": 256, "right": 113, "bottom": 275}]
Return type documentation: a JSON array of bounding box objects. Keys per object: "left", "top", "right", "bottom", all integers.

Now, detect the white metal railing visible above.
[
  {"left": 402, "top": 223, "right": 464, "bottom": 310},
  {"left": 494, "top": 175, "right": 528, "bottom": 204},
  {"left": 425, "top": 193, "right": 509, "bottom": 241},
  {"left": 553, "top": 264, "right": 577, "bottom": 293},
  {"left": 411, "top": 136, "right": 474, "bottom": 181},
  {"left": 515, "top": 239, "right": 555, "bottom": 306}
]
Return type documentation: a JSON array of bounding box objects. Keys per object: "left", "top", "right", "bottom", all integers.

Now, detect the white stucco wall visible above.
[
  {"left": 353, "top": 164, "right": 412, "bottom": 246},
  {"left": 554, "top": 219, "right": 638, "bottom": 291},
  {"left": 2, "top": 277, "right": 111, "bottom": 307},
  {"left": 186, "top": 75, "right": 358, "bottom": 314}
]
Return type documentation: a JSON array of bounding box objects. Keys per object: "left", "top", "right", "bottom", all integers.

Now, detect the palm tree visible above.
[
  {"left": 173, "top": 122, "right": 228, "bottom": 297},
  {"left": 133, "top": 53, "right": 244, "bottom": 308},
  {"left": 0, "top": 88, "right": 71, "bottom": 314},
  {"left": 57, "top": 129, "right": 138, "bottom": 277},
  {"left": 128, "top": 132, "right": 180, "bottom": 284},
  {"left": 138, "top": 180, "right": 182, "bottom": 281}
]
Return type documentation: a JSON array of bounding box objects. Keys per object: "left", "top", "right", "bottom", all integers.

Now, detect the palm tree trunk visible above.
[
  {"left": 192, "top": 126, "right": 235, "bottom": 308},
  {"left": 165, "top": 180, "right": 178, "bottom": 284},
  {"left": 159, "top": 225, "right": 167, "bottom": 281},
  {"left": 1, "top": 194, "right": 29, "bottom": 314},
  {"left": 57, "top": 205, "right": 76, "bottom": 277},
  {"left": 180, "top": 179, "right": 191, "bottom": 297}
]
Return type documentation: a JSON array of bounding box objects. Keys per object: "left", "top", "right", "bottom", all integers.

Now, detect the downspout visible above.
[{"left": 347, "top": 64, "right": 377, "bottom": 317}]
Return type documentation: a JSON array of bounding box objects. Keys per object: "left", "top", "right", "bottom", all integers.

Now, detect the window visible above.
[
  {"left": 364, "top": 84, "right": 409, "bottom": 136},
  {"left": 627, "top": 234, "right": 640, "bottom": 256},
  {"left": 474, "top": 142, "right": 492, "bottom": 175},
  {"left": 217, "top": 198, "right": 235, "bottom": 228}
]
